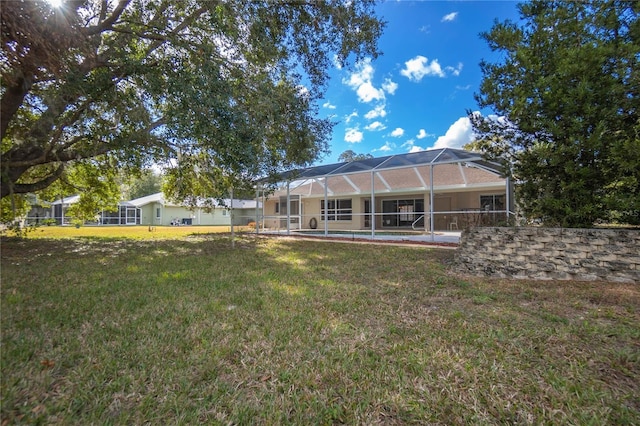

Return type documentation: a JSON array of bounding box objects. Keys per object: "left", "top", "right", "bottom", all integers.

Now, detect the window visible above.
[
  {"left": 275, "top": 202, "right": 280, "bottom": 214},
  {"left": 480, "top": 194, "right": 505, "bottom": 211},
  {"left": 321, "top": 199, "right": 352, "bottom": 221},
  {"left": 222, "top": 209, "right": 227, "bottom": 216},
  {"left": 156, "top": 207, "right": 161, "bottom": 219}
]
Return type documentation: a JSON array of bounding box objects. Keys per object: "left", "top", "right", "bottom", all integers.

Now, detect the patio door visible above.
[
  {"left": 126, "top": 207, "right": 137, "bottom": 225},
  {"left": 382, "top": 199, "right": 424, "bottom": 228},
  {"left": 279, "top": 195, "right": 300, "bottom": 229},
  {"left": 364, "top": 199, "right": 371, "bottom": 228},
  {"left": 398, "top": 203, "right": 414, "bottom": 226}
]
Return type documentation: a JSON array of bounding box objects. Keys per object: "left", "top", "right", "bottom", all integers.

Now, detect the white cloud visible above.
[
  {"left": 344, "top": 58, "right": 374, "bottom": 88},
  {"left": 343, "top": 57, "right": 385, "bottom": 103},
  {"left": 345, "top": 111, "right": 358, "bottom": 123},
  {"left": 390, "top": 127, "right": 405, "bottom": 137},
  {"left": 400, "top": 56, "right": 445, "bottom": 81},
  {"left": 364, "top": 104, "right": 387, "bottom": 120},
  {"left": 345, "top": 128, "right": 364, "bottom": 143},
  {"left": 375, "top": 142, "right": 396, "bottom": 152},
  {"left": 403, "top": 139, "right": 424, "bottom": 152},
  {"left": 382, "top": 78, "right": 398, "bottom": 95},
  {"left": 445, "top": 62, "right": 463, "bottom": 76},
  {"left": 433, "top": 116, "right": 475, "bottom": 149},
  {"left": 323, "top": 101, "right": 336, "bottom": 109},
  {"left": 356, "top": 82, "right": 385, "bottom": 103},
  {"left": 365, "top": 121, "right": 386, "bottom": 131},
  {"left": 416, "top": 129, "right": 435, "bottom": 139},
  {"left": 441, "top": 12, "right": 458, "bottom": 22}
]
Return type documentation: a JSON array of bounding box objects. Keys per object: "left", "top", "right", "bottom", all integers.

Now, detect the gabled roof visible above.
[
  {"left": 127, "top": 192, "right": 166, "bottom": 207},
  {"left": 128, "top": 193, "right": 261, "bottom": 209},
  {"left": 50, "top": 195, "right": 81, "bottom": 205},
  {"left": 50, "top": 193, "right": 261, "bottom": 209}
]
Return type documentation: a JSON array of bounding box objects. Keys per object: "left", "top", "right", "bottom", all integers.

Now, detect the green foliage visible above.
[
  {"left": 162, "top": 151, "right": 229, "bottom": 211},
  {"left": 0, "top": 194, "right": 31, "bottom": 236},
  {"left": 0, "top": 194, "right": 29, "bottom": 224},
  {"left": 338, "top": 150, "right": 374, "bottom": 162},
  {"left": 1, "top": 0, "right": 384, "bottom": 203},
  {"left": 124, "top": 169, "right": 162, "bottom": 200},
  {"left": 472, "top": 0, "right": 639, "bottom": 227},
  {"left": 37, "top": 158, "right": 123, "bottom": 224}
]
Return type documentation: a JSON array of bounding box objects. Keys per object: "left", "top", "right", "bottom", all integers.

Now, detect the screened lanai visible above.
[{"left": 257, "top": 148, "right": 513, "bottom": 242}]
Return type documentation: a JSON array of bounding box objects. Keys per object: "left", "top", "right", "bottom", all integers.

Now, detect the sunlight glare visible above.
[{"left": 47, "top": 0, "right": 63, "bottom": 8}]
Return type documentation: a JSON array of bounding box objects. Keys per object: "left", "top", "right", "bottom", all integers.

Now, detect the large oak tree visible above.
[
  {"left": 1, "top": 0, "right": 383, "bottom": 211},
  {"left": 471, "top": 0, "right": 639, "bottom": 227}
]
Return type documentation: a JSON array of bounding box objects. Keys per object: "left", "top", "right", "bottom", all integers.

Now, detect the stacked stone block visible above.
[{"left": 456, "top": 227, "right": 640, "bottom": 283}]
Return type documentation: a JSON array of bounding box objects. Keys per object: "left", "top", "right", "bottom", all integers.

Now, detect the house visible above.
[
  {"left": 129, "top": 192, "right": 261, "bottom": 226},
  {"left": 49, "top": 195, "right": 82, "bottom": 225},
  {"left": 48, "top": 192, "right": 260, "bottom": 226},
  {"left": 23, "top": 194, "right": 54, "bottom": 225},
  {"left": 258, "top": 148, "right": 512, "bottom": 235}
]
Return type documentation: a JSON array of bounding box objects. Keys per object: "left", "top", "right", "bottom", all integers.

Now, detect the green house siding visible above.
[{"left": 139, "top": 204, "right": 155, "bottom": 225}]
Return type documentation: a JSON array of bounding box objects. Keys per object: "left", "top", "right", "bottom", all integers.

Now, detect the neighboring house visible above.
[
  {"left": 49, "top": 195, "right": 81, "bottom": 225},
  {"left": 260, "top": 148, "right": 512, "bottom": 232},
  {"left": 49, "top": 195, "right": 141, "bottom": 225},
  {"left": 24, "top": 194, "right": 54, "bottom": 225},
  {"left": 47, "top": 192, "right": 260, "bottom": 226},
  {"left": 129, "top": 192, "right": 260, "bottom": 226}
]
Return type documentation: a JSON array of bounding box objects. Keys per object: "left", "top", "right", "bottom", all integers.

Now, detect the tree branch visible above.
[
  {"left": 0, "top": 74, "right": 34, "bottom": 141},
  {"left": 83, "top": 0, "right": 131, "bottom": 35},
  {"left": 145, "top": 5, "right": 208, "bottom": 56},
  {"left": 1, "top": 164, "right": 65, "bottom": 198},
  {"left": 108, "top": 26, "right": 169, "bottom": 41}
]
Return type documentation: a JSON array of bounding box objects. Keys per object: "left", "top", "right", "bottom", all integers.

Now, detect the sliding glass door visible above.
[{"left": 382, "top": 199, "right": 425, "bottom": 228}]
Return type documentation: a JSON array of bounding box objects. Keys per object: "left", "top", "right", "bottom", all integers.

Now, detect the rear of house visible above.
[{"left": 260, "top": 149, "right": 510, "bottom": 232}]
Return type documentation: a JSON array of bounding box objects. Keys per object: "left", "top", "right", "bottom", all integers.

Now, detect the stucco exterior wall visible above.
[
  {"left": 139, "top": 204, "right": 155, "bottom": 225},
  {"left": 139, "top": 204, "right": 255, "bottom": 227},
  {"left": 263, "top": 189, "right": 510, "bottom": 231}
]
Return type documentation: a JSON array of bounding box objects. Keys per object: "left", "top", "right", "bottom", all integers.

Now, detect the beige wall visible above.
[{"left": 262, "top": 188, "right": 507, "bottom": 231}]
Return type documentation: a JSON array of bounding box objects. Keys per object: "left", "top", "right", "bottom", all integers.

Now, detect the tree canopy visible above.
[
  {"left": 471, "top": 0, "right": 639, "bottom": 227},
  {"left": 337, "top": 149, "right": 374, "bottom": 162},
  {"left": 124, "top": 169, "right": 162, "bottom": 200},
  {"left": 1, "top": 0, "right": 383, "bottom": 211}
]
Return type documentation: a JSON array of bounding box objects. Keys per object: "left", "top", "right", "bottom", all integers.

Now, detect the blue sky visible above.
[{"left": 317, "top": 1, "right": 522, "bottom": 164}]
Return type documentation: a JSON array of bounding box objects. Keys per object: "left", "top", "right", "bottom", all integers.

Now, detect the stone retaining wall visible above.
[{"left": 456, "top": 227, "right": 640, "bottom": 283}]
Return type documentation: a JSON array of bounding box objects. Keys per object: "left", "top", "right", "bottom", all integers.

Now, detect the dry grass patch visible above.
[
  {"left": 1, "top": 234, "right": 638, "bottom": 424},
  {"left": 20, "top": 225, "right": 237, "bottom": 240}
]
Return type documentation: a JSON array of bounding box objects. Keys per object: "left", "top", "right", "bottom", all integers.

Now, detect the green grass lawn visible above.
[{"left": 1, "top": 229, "right": 639, "bottom": 424}]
